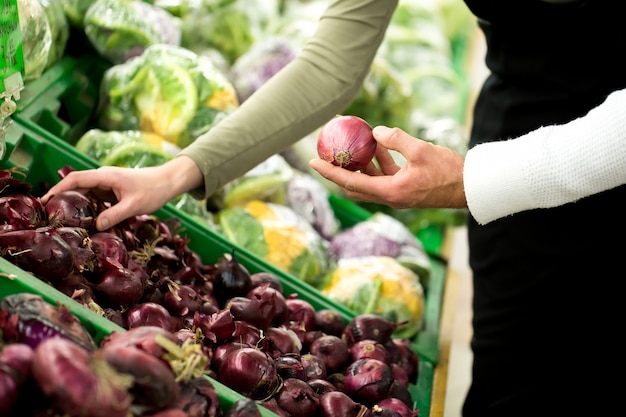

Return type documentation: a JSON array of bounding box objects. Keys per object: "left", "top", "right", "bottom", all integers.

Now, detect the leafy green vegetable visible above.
[
  {"left": 38, "top": 0, "right": 69, "bottom": 68},
  {"left": 84, "top": 0, "right": 182, "bottom": 63},
  {"left": 18, "top": 0, "right": 52, "bottom": 80},
  {"left": 217, "top": 200, "right": 331, "bottom": 287},
  {"left": 97, "top": 44, "right": 238, "bottom": 148},
  {"left": 61, "top": 0, "right": 95, "bottom": 27},
  {"left": 320, "top": 256, "right": 425, "bottom": 339}
]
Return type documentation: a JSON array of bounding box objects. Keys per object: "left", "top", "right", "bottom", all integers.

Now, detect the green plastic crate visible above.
[
  {"left": 0, "top": 121, "right": 436, "bottom": 416},
  {"left": 13, "top": 55, "right": 107, "bottom": 147}
]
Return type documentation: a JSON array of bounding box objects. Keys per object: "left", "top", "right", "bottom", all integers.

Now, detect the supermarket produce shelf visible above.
[{"left": 0, "top": 120, "right": 438, "bottom": 416}]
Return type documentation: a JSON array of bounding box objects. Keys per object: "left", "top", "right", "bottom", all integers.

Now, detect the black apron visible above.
[{"left": 461, "top": 1, "right": 626, "bottom": 416}]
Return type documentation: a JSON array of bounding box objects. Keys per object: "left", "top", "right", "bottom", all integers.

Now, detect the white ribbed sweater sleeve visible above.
[{"left": 464, "top": 87, "right": 626, "bottom": 225}]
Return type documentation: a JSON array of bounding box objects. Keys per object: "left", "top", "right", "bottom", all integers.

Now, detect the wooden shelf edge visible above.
[{"left": 429, "top": 266, "right": 461, "bottom": 417}]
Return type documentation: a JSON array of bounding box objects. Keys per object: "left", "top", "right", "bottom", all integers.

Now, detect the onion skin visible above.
[
  {"left": 317, "top": 115, "right": 376, "bottom": 171},
  {"left": 31, "top": 337, "right": 132, "bottom": 417},
  {"left": 318, "top": 391, "right": 368, "bottom": 417},
  {"left": 309, "top": 334, "right": 350, "bottom": 374},
  {"left": 218, "top": 347, "right": 279, "bottom": 400},
  {"left": 0, "top": 227, "right": 75, "bottom": 282},
  {"left": 0, "top": 343, "right": 34, "bottom": 415},
  {"left": 44, "top": 190, "right": 96, "bottom": 229},
  {"left": 276, "top": 377, "right": 320, "bottom": 417},
  {"left": 101, "top": 343, "right": 180, "bottom": 413},
  {"left": 344, "top": 358, "right": 393, "bottom": 406},
  {"left": 0, "top": 293, "right": 96, "bottom": 351},
  {"left": 0, "top": 194, "right": 46, "bottom": 229}
]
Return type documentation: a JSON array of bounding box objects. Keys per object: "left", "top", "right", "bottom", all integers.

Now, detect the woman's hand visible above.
[
  {"left": 309, "top": 125, "right": 467, "bottom": 209},
  {"left": 41, "top": 156, "right": 204, "bottom": 231}
]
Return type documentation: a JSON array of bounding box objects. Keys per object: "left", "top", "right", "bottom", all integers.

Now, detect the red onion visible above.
[
  {"left": 307, "top": 378, "right": 337, "bottom": 396},
  {"left": 275, "top": 354, "right": 307, "bottom": 381},
  {"left": 163, "top": 283, "right": 202, "bottom": 318},
  {"left": 94, "top": 266, "right": 145, "bottom": 309},
  {"left": 101, "top": 343, "right": 180, "bottom": 413},
  {"left": 344, "top": 359, "right": 393, "bottom": 406},
  {"left": 0, "top": 293, "right": 96, "bottom": 351},
  {"left": 309, "top": 334, "right": 350, "bottom": 373},
  {"left": 315, "top": 309, "right": 346, "bottom": 337},
  {"left": 318, "top": 391, "right": 368, "bottom": 417},
  {"left": 350, "top": 339, "right": 391, "bottom": 364},
  {"left": 317, "top": 115, "right": 377, "bottom": 171},
  {"left": 218, "top": 347, "right": 280, "bottom": 400},
  {"left": 0, "top": 227, "right": 75, "bottom": 282},
  {"left": 365, "top": 404, "right": 404, "bottom": 417},
  {"left": 250, "top": 271, "right": 284, "bottom": 294},
  {"left": 174, "top": 377, "right": 223, "bottom": 417},
  {"left": 374, "top": 398, "right": 418, "bottom": 417},
  {"left": 101, "top": 325, "right": 179, "bottom": 358},
  {"left": 0, "top": 343, "right": 34, "bottom": 415},
  {"left": 211, "top": 341, "right": 250, "bottom": 372},
  {"left": 194, "top": 309, "right": 236, "bottom": 345},
  {"left": 285, "top": 298, "right": 317, "bottom": 332},
  {"left": 261, "top": 326, "right": 302, "bottom": 358},
  {"left": 386, "top": 338, "right": 419, "bottom": 385},
  {"left": 31, "top": 337, "right": 133, "bottom": 417},
  {"left": 44, "top": 190, "right": 96, "bottom": 229},
  {"left": 342, "top": 314, "right": 402, "bottom": 347},
  {"left": 124, "top": 302, "right": 178, "bottom": 333},
  {"left": 0, "top": 194, "right": 46, "bottom": 229},
  {"left": 276, "top": 377, "right": 320, "bottom": 417},
  {"left": 212, "top": 250, "right": 253, "bottom": 308},
  {"left": 90, "top": 231, "right": 129, "bottom": 270},
  {"left": 229, "top": 320, "right": 263, "bottom": 346},
  {"left": 300, "top": 352, "right": 327, "bottom": 381}
]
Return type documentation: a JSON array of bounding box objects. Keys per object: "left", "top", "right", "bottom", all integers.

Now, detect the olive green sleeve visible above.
[{"left": 178, "top": 0, "right": 399, "bottom": 199}]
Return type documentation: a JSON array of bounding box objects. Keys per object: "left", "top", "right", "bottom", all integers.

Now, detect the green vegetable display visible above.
[
  {"left": 217, "top": 200, "right": 331, "bottom": 287},
  {"left": 97, "top": 44, "right": 239, "bottom": 148},
  {"left": 83, "top": 0, "right": 182, "bottom": 64},
  {"left": 319, "top": 256, "right": 425, "bottom": 339},
  {"left": 18, "top": 0, "right": 52, "bottom": 80}
]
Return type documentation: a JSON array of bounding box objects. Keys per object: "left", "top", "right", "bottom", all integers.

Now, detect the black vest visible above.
[{"left": 459, "top": 1, "right": 625, "bottom": 416}]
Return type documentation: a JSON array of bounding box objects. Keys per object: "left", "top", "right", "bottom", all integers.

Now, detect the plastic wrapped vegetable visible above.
[
  {"left": 217, "top": 200, "right": 331, "bottom": 287},
  {"left": 97, "top": 44, "right": 238, "bottom": 148},
  {"left": 61, "top": 0, "right": 96, "bottom": 27},
  {"left": 178, "top": 0, "right": 279, "bottom": 64},
  {"left": 328, "top": 212, "right": 431, "bottom": 289},
  {"left": 38, "top": 0, "right": 69, "bottom": 68},
  {"left": 229, "top": 36, "right": 297, "bottom": 103},
  {"left": 75, "top": 129, "right": 180, "bottom": 164},
  {"left": 18, "top": 0, "right": 52, "bottom": 81},
  {"left": 318, "top": 256, "right": 425, "bottom": 339},
  {"left": 285, "top": 171, "right": 340, "bottom": 242},
  {"left": 208, "top": 154, "right": 294, "bottom": 211},
  {"left": 84, "top": 0, "right": 182, "bottom": 64}
]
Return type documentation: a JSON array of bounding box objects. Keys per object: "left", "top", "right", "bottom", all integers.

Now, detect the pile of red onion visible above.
[{"left": 0, "top": 167, "right": 420, "bottom": 417}]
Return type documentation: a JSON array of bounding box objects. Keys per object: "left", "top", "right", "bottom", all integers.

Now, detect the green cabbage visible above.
[
  {"left": 97, "top": 44, "right": 238, "bottom": 148},
  {"left": 84, "top": 0, "right": 182, "bottom": 64},
  {"left": 18, "top": 0, "right": 52, "bottom": 80},
  {"left": 217, "top": 200, "right": 331, "bottom": 287},
  {"left": 319, "top": 256, "right": 425, "bottom": 339}
]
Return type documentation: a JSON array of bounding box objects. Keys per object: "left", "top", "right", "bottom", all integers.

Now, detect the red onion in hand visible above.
[{"left": 317, "top": 115, "right": 376, "bottom": 171}]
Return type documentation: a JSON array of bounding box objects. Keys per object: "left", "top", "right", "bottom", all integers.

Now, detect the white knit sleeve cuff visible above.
[{"left": 463, "top": 129, "right": 549, "bottom": 225}]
